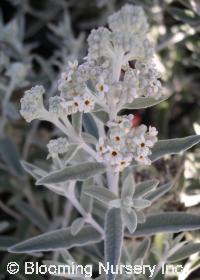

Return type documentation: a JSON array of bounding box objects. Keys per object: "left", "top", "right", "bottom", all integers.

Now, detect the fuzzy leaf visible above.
[
  {"left": 0, "top": 237, "right": 18, "bottom": 251},
  {"left": 122, "top": 208, "right": 137, "bottom": 234},
  {"left": 126, "top": 212, "right": 200, "bottom": 237},
  {"left": 145, "top": 182, "right": 172, "bottom": 202},
  {"left": 134, "top": 179, "right": 159, "bottom": 198},
  {"left": 93, "top": 111, "right": 109, "bottom": 123},
  {"left": 84, "top": 185, "right": 117, "bottom": 204},
  {"left": 121, "top": 173, "right": 135, "bottom": 200},
  {"left": 36, "top": 162, "right": 106, "bottom": 185},
  {"left": 9, "top": 226, "right": 102, "bottom": 253},
  {"left": 0, "top": 137, "right": 25, "bottom": 177},
  {"left": 150, "top": 135, "right": 200, "bottom": 162},
  {"left": 83, "top": 113, "right": 98, "bottom": 138},
  {"left": 121, "top": 96, "right": 169, "bottom": 110},
  {"left": 131, "top": 238, "right": 150, "bottom": 263},
  {"left": 14, "top": 201, "right": 49, "bottom": 231},
  {"left": 105, "top": 208, "right": 123, "bottom": 280},
  {"left": 71, "top": 218, "right": 85, "bottom": 236},
  {"left": 21, "top": 160, "right": 48, "bottom": 180},
  {"left": 167, "top": 243, "right": 200, "bottom": 263}
]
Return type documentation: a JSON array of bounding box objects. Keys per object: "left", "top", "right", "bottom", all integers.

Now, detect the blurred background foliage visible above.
[{"left": 0, "top": 0, "right": 199, "bottom": 279}]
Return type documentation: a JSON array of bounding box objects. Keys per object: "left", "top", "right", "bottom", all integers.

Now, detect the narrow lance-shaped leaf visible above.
[
  {"left": 121, "top": 173, "right": 135, "bottom": 200},
  {"left": 131, "top": 238, "right": 151, "bottom": 263},
  {"left": 126, "top": 212, "right": 200, "bottom": 237},
  {"left": 145, "top": 182, "right": 172, "bottom": 202},
  {"left": 0, "top": 137, "right": 25, "bottom": 177},
  {"left": 84, "top": 185, "right": 117, "bottom": 205},
  {"left": 105, "top": 208, "right": 123, "bottom": 280},
  {"left": 14, "top": 201, "right": 49, "bottom": 231},
  {"left": 134, "top": 179, "right": 159, "bottom": 198},
  {"left": 150, "top": 135, "right": 200, "bottom": 162},
  {"left": 120, "top": 96, "right": 170, "bottom": 110},
  {"left": 37, "top": 162, "right": 106, "bottom": 185},
  {"left": 167, "top": 243, "right": 200, "bottom": 263},
  {"left": 9, "top": 226, "right": 102, "bottom": 253}
]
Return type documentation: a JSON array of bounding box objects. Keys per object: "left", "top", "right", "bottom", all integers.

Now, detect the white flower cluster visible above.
[
  {"left": 96, "top": 115, "right": 158, "bottom": 172},
  {"left": 20, "top": 85, "right": 47, "bottom": 122},
  {"left": 47, "top": 137, "right": 68, "bottom": 158},
  {"left": 20, "top": 5, "right": 164, "bottom": 123}
]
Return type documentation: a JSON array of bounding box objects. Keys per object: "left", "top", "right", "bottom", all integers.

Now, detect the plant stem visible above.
[{"left": 65, "top": 182, "right": 104, "bottom": 237}]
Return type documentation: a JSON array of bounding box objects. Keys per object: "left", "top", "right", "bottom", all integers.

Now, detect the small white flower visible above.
[
  {"left": 105, "top": 146, "right": 122, "bottom": 165},
  {"left": 68, "top": 59, "right": 78, "bottom": 70},
  {"left": 135, "top": 154, "right": 151, "bottom": 165},
  {"left": 81, "top": 94, "right": 95, "bottom": 113},
  {"left": 96, "top": 77, "right": 109, "bottom": 99},
  {"left": 148, "top": 126, "right": 158, "bottom": 137},
  {"left": 114, "top": 155, "right": 132, "bottom": 172}
]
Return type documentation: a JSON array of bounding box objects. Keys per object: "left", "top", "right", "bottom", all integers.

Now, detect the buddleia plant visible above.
[{"left": 9, "top": 5, "right": 200, "bottom": 280}]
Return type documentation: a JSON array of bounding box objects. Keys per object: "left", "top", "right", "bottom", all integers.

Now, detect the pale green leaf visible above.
[
  {"left": 9, "top": 226, "right": 102, "bottom": 253},
  {"left": 71, "top": 218, "right": 85, "bottom": 236},
  {"left": 0, "top": 137, "right": 25, "bottom": 177},
  {"left": 14, "top": 201, "right": 49, "bottom": 231},
  {"left": 36, "top": 162, "right": 106, "bottom": 185},
  {"left": 120, "top": 96, "right": 169, "bottom": 110},
  {"left": 145, "top": 183, "right": 172, "bottom": 202},
  {"left": 84, "top": 185, "right": 117, "bottom": 204},
  {"left": 150, "top": 135, "right": 200, "bottom": 162},
  {"left": 131, "top": 238, "right": 150, "bottom": 263},
  {"left": 126, "top": 212, "right": 200, "bottom": 237},
  {"left": 134, "top": 179, "right": 159, "bottom": 198},
  {"left": 105, "top": 208, "right": 123, "bottom": 280},
  {"left": 122, "top": 208, "right": 137, "bottom": 234},
  {"left": 167, "top": 243, "right": 200, "bottom": 263},
  {"left": 121, "top": 173, "right": 135, "bottom": 200}
]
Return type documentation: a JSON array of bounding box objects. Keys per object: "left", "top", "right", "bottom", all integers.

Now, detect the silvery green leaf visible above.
[
  {"left": 82, "top": 132, "right": 97, "bottom": 145},
  {"left": 120, "top": 96, "right": 169, "bottom": 110},
  {"left": 122, "top": 208, "right": 137, "bottom": 234},
  {"left": 21, "top": 160, "right": 48, "bottom": 180},
  {"left": 145, "top": 182, "right": 172, "bottom": 202},
  {"left": 71, "top": 218, "right": 85, "bottom": 236},
  {"left": 134, "top": 179, "right": 159, "bottom": 198},
  {"left": 9, "top": 226, "right": 102, "bottom": 253},
  {"left": 72, "top": 112, "right": 82, "bottom": 136},
  {"left": 131, "top": 238, "right": 150, "bottom": 263},
  {"left": 0, "top": 237, "right": 18, "bottom": 251},
  {"left": 83, "top": 113, "right": 98, "bottom": 138},
  {"left": 6, "top": 102, "right": 20, "bottom": 120},
  {"left": 92, "top": 200, "right": 108, "bottom": 219},
  {"left": 167, "top": 243, "right": 200, "bottom": 263},
  {"left": 84, "top": 185, "right": 117, "bottom": 205},
  {"left": 14, "top": 201, "right": 49, "bottom": 231},
  {"left": 0, "top": 222, "right": 9, "bottom": 233},
  {"left": 36, "top": 162, "right": 106, "bottom": 185},
  {"left": 105, "top": 208, "right": 123, "bottom": 280},
  {"left": 126, "top": 212, "right": 200, "bottom": 237},
  {"left": 93, "top": 111, "right": 109, "bottom": 123},
  {"left": 109, "top": 199, "right": 121, "bottom": 208},
  {"left": 121, "top": 173, "right": 135, "bottom": 200},
  {"left": 0, "top": 137, "right": 25, "bottom": 177},
  {"left": 132, "top": 198, "right": 151, "bottom": 209},
  {"left": 150, "top": 135, "right": 200, "bottom": 162},
  {"left": 81, "top": 180, "right": 94, "bottom": 213},
  {"left": 136, "top": 211, "right": 146, "bottom": 223}
]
